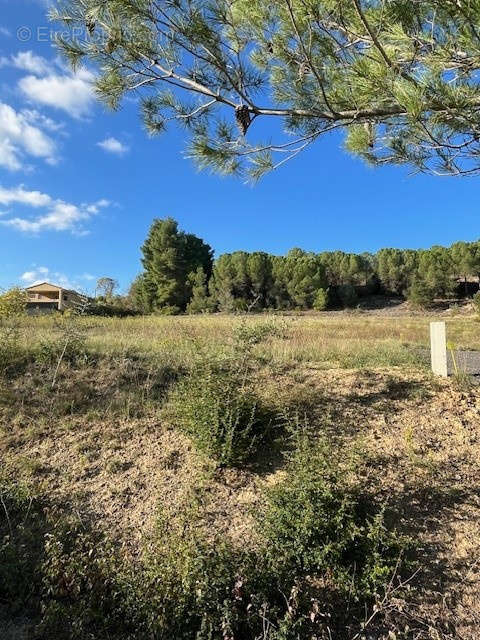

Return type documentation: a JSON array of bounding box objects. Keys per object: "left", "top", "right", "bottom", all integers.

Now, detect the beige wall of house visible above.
[{"left": 26, "top": 283, "right": 83, "bottom": 312}]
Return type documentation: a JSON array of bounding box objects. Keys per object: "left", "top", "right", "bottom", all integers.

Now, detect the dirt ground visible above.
[
  {"left": 2, "top": 360, "right": 480, "bottom": 637},
  {"left": 2, "top": 307, "right": 480, "bottom": 637}
]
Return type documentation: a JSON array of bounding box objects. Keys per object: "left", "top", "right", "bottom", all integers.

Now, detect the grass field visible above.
[
  {"left": 16, "top": 311, "right": 480, "bottom": 365},
  {"left": 1, "top": 312, "right": 480, "bottom": 639}
]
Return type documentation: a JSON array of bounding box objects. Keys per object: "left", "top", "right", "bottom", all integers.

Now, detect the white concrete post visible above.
[{"left": 430, "top": 321, "right": 448, "bottom": 377}]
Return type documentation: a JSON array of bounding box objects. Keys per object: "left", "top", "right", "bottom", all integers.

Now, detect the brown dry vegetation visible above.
[{"left": 1, "top": 312, "right": 480, "bottom": 638}]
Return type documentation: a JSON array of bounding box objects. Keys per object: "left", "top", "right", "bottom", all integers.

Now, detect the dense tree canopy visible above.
[
  {"left": 139, "top": 217, "right": 213, "bottom": 312},
  {"left": 133, "top": 219, "right": 480, "bottom": 313},
  {"left": 53, "top": 0, "right": 480, "bottom": 179}
]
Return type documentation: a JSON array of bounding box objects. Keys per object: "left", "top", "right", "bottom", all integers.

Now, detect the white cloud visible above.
[
  {"left": 0, "top": 103, "right": 57, "bottom": 170},
  {"left": 12, "top": 51, "right": 50, "bottom": 76},
  {"left": 0, "top": 27, "right": 11, "bottom": 38},
  {"left": 0, "top": 186, "right": 109, "bottom": 234},
  {"left": 20, "top": 109, "right": 65, "bottom": 133},
  {"left": 21, "top": 266, "right": 50, "bottom": 284},
  {"left": 19, "top": 67, "right": 95, "bottom": 119},
  {"left": 0, "top": 185, "right": 52, "bottom": 207},
  {"left": 97, "top": 137, "right": 130, "bottom": 155}
]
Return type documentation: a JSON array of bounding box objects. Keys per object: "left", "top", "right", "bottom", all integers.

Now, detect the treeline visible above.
[{"left": 131, "top": 218, "right": 480, "bottom": 313}]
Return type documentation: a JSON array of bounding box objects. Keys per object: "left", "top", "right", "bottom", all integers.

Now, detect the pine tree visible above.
[
  {"left": 186, "top": 267, "right": 214, "bottom": 314},
  {"left": 210, "top": 254, "right": 237, "bottom": 312},
  {"left": 141, "top": 218, "right": 213, "bottom": 313},
  {"left": 53, "top": 1, "right": 480, "bottom": 180},
  {"left": 408, "top": 276, "right": 434, "bottom": 309},
  {"left": 313, "top": 288, "right": 329, "bottom": 311},
  {"left": 284, "top": 249, "right": 327, "bottom": 310}
]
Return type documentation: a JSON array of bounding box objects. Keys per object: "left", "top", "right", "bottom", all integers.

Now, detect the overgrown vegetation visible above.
[
  {"left": 1, "top": 435, "right": 413, "bottom": 640},
  {"left": 163, "top": 321, "right": 285, "bottom": 466},
  {"left": 0, "top": 287, "right": 28, "bottom": 374},
  {"left": 1, "top": 312, "right": 479, "bottom": 638}
]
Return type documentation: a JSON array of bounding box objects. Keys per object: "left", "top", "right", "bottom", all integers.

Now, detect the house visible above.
[{"left": 25, "top": 282, "right": 84, "bottom": 314}]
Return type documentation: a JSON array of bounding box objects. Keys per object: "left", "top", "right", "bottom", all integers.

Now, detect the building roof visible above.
[{"left": 25, "top": 282, "right": 79, "bottom": 294}]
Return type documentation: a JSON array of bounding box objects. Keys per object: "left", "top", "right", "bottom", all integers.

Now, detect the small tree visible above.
[
  {"left": 0, "top": 288, "right": 28, "bottom": 317},
  {"left": 407, "top": 276, "right": 434, "bottom": 309},
  {"left": 186, "top": 267, "right": 214, "bottom": 314},
  {"left": 96, "top": 277, "right": 118, "bottom": 301},
  {"left": 313, "top": 288, "right": 329, "bottom": 311}
]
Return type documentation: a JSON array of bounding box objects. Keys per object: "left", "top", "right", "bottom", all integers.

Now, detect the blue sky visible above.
[{"left": 0, "top": 0, "right": 479, "bottom": 294}]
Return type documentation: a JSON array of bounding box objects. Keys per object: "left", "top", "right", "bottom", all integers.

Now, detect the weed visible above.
[
  {"left": 164, "top": 323, "right": 282, "bottom": 467},
  {"left": 452, "top": 371, "right": 474, "bottom": 392},
  {"left": 257, "top": 432, "right": 412, "bottom": 604},
  {"left": 164, "top": 358, "right": 276, "bottom": 467}
]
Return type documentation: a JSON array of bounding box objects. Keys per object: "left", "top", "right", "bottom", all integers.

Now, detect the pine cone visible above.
[
  {"left": 235, "top": 105, "right": 251, "bottom": 135},
  {"left": 364, "top": 121, "right": 374, "bottom": 148},
  {"left": 86, "top": 19, "right": 95, "bottom": 37},
  {"left": 105, "top": 37, "right": 116, "bottom": 54}
]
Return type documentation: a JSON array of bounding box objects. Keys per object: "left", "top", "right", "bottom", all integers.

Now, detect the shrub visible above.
[
  {"left": 164, "top": 322, "right": 284, "bottom": 467},
  {"left": 0, "top": 324, "right": 23, "bottom": 375},
  {"left": 313, "top": 288, "right": 329, "bottom": 311},
  {"left": 257, "top": 434, "right": 411, "bottom": 610},
  {"left": 0, "top": 481, "right": 46, "bottom": 620},
  {"left": 154, "top": 305, "right": 181, "bottom": 315},
  {"left": 164, "top": 360, "right": 275, "bottom": 466},
  {"left": 0, "top": 288, "right": 28, "bottom": 374},
  {"left": 232, "top": 319, "right": 286, "bottom": 352},
  {"left": 39, "top": 525, "right": 133, "bottom": 639},
  {"left": 407, "top": 276, "right": 434, "bottom": 309},
  {"left": 0, "top": 288, "right": 27, "bottom": 317},
  {"left": 0, "top": 441, "right": 414, "bottom": 640}
]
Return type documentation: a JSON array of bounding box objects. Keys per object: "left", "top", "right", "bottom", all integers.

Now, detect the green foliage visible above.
[
  {"left": 164, "top": 358, "right": 274, "bottom": 467},
  {"left": 407, "top": 276, "right": 434, "bottom": 309},
  {"left": 0, "top": 289, "right": 28, "bottom": 374},
  {"left": 258, "top": 435, "right": 410, "bottom": 604},
  {"left": 418, "top": 246, "right": 455, "bottom": 298},
  {"left": 0, "top": 287, "right": 27, "bottom": 317},
  {"left": 0, "top": 324, "right": 23, "bottom": 375},
  {"left": 0, "top": 481, "right": 45, "bottom": 619},
  {"left": 377, "top": 248, "right": 419, "bottom": 295},
  {"left": 211, "top": 249, "right": 326, "bottom": 311},
  {"left": 51, "top": 0, "right": 480, "bottom": 178},
  {"left": 39, "top": 525, "right": 130, "bottom": 639},
  {"left": 0, "top": 431, "right": 413, "bottom": 640},
  {"left": 134, "top": 230, "right": 480, "bottom": 315},
  {"left": 186, "top": 266, "right": 215, "bottom": 314},
  {"left": 337, "top": 283, "right": 359, "bottom": 308},
  {"left": 138, "top": 217, "right": 213, "bottom": 313},
  {"left": 313, "top": 288, "right": 329, "bottom": 311},
  {"left": 163, "top": 321, "right": 283, "bottom": 466}
]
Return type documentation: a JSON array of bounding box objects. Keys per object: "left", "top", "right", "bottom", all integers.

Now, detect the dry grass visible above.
[
  {"left": 2, "top": 312, "right": 480, "bottom": 637},
  {"left": 15, "top": 312, "right": 480, "bottom": 367}
]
